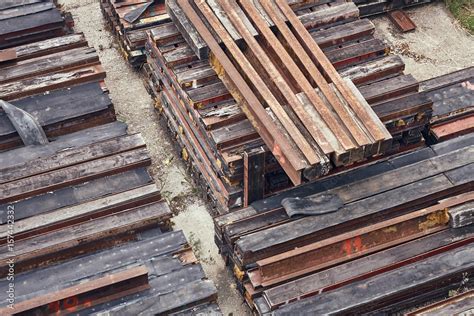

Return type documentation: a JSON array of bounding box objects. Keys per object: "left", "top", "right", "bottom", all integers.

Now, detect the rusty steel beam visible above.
[
  {"left": 243, "top": 0, "right": 373, "bottom": 148},
  {"left": 1, "top": 266, "right": 150, "bottom": 315},
  {"left": 180, "top": 0, "right": 308, "bottom": 185},
  {"left": 258, "top": 228, "right": 474, "bottom": 309},
  {"left": 224, "top": 0, "right": 355, "bottom": 154},
  {"left": 252, "top": 192, "right": 474, "bottom": 287},
  {"left": 406, "top": 289, "right": 474, "bottom": 315},
  {"left": 198, "top": 0, "right": 324, "bottom": 167},
  {"left": 274, "top": 0, "right": 389, "bottom": 142}
]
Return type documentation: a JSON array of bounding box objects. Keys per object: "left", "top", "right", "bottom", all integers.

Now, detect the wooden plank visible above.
[
  {"left": 0, "top": 0, "right": 45, "bottom": 11},
  {"left": 181, "top": 0, "right": 308, "bottom": 185},
  {"left": 263, "top": 226, "right": 474, "bottom": 309},
  {"left": 297, "top": 2, "right": 359, "bottom": 30},
  {"left": 427, "top": 79, "right": 474, "bottom": 122},
  {"left": 244, "top": 147, "right": 266, "bottom": 207},
  {"left": 358, "top": 74, "right": 419, "bottom": 104},
  {"left": 0, "top": 201, "right": 172, "bottom": 275},
  {"left": 326, "top": 38, "right": 388, "bottom": 70},
  {"left": 0, "top": 147, "right": 151, "bottom": 203},
  {"left": 0, "top": 121, "right": 127, "bottom": 170},
  {"left": 0, "top": 2, "right": 55, "bottom": 21},
  {"left": 167, "top": 0, "right": 208, "bottom": 59},
  {"left": 1, "top": 266, "right": 149, "bottom": 315},
  {"left": 0, "top": 168, "right": 152, "bottom": 224},
  {"left": 0, "top": 65, "right": 106, "bottom": 101},
  {"left": 104, "top": 279, "right": 217, "bottom": 314},
  {"left": 1, "top": 82, "right": 112, "bottom": 139},
  {"left": 419, "top": 66, "right": 474, "bottom": 92},
  {"left": 210, "top": 119, "right": 258, "bottom": 149},
  {"left": 311, "top": 18, "right": 375, "bottom": 49},
  {"left": 339, "top": 55, "right": 405, "bottom": 85},
  {"left": 372, "top": 92, "right": 432, "bottom": 122},
  {"left": 0, "top": 133, "right": 145, "bottom": 183},
  {"left": 274, "top": 0, "right": 389, "bottom": 142},
  {"left": 388, "top": 10, "right": 416, "bottom": 32},
  {"left": 0, "top": 9, "right": 63, "bottom": 41},
  {"left": 0, "top": 184, "right": 161, "bottom": 242},
  {"left": 244, "top": 0, "right": 370, "bottom": 149},
  {"left": 0, "top": 49, "right": 16, "bottom": 63},
  {"left": 431, "top": 115, "right": 474, "bottom": 141},
  {"left": 273, "top": 244, "right": 474, "bottom": 314},
  {"left": 12, "top": 33, "right": 87, "bottom": 61},
  {"left": 0, "top": 47, "right": 99, "bottom": 84},
  {"left": 407, "top": 290, "right": 474, "bottom": 316}
]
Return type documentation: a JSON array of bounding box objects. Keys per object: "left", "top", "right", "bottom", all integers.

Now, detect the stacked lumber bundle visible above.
[
  {"left": 355, "top": 0, "right": 433, "bottom": 17},
  {"left": 0, "top": 137, "right": 218, "bottom": 313},
  {"left": 143, "top": 0, "right": 433, "bottom": 212},
  {"left": 0, "top": 0, "right": 73, "bottom": 49},
  {"left": 213, "top": 134, "right": 474, "bottom": 313},
  {"left": 100, "top": 0, "right": 171, "bottom": 68},
  {"left": 0, "top": 3, "right": 219, "bottom": 314},
  {"left": 0, "top": 184, "right": 219, "bottom": 315},
  {"left": 420, "top": 67, "right": 474, "bottom": 142},
  {"left": 0, "top": 33, "right": 113, "bottom": 150}
]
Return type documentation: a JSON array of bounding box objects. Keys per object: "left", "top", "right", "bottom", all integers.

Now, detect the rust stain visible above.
[
  {"left": 273, "top": 144, "right": 285, "bottom": 164},
  {"left": 383, "top": 225, "right": 398, "bottom": 233},
  {"left": 342, "top": 239, "right": 352, "bottom": 255},
  {"left": 181, "top": 147, "right": 189, "bottom": 161},
  {"left": 234, "top": 264, "right": 245, "bottom": 281},
  {"left": 353, "top": 236, "right": 364, "bottom": 252},
  {"left": 395, "top": 119, "right": 406, "bottom": 127},
  {"left": 419, "top": 209, "right": 450, "bottom": 231}
]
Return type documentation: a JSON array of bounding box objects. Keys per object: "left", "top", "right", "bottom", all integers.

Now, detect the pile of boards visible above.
[
  {"left": 0, "top": 0, "right": 73, "bottom": 50},
  {"left": 421, "top": 67, "right": 474, "bottom": 142},
  {"left": 0, "top": 33, "right": 113, "bottom": 151},
  {"left": 355, "top": 0, "right": 433, "bottom": 17},
  {"left": 214, "top": 133, "right": 474, "bottom": 314},
  {"left": 100, "top": 0, "right": 171, "bottom": 68},
  {"left": 0, "top": 1, "right": 218, "bottom": 314},
  {"left": 139, "top": 0, "right": 434, "bottom": 213}
]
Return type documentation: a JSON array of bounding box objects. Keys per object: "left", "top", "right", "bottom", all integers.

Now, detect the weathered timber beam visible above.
[
  {"left": 254, "top": 192, "right": 473, "bottom": 287},
  {"left": 232, "top": 0, "right": 356, "bottom": 153},
  {"left": 179, "top": 0, "right": 308, "bottom": 185},
  {"left": 274, "top": 0, "right": 389, "bottom": 142},
  {"left": 212, "top": 0, "right": 327, "bottom": 164},
  {"left": 0, "top": 266, "right": 149, "bottom": 315},
  {"left": 252, "top": 0, "right": 374, "bottom": 148}
]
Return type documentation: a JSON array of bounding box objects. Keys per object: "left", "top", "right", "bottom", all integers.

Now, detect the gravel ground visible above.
[
  {"left": 372, "top": 2, "right": 474, "bottom": 80},
  {"left": 57, "top": 1, "right": 473, "bottom": 314}
]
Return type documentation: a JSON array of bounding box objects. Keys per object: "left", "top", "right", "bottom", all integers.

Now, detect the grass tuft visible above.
[{"left": 445, "top": 0, "right": 474, "bottom": 34}]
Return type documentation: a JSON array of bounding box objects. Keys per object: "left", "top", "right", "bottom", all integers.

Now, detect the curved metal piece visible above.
[{"left": 0, "top": 99, "right": 49, "bottom": 146}]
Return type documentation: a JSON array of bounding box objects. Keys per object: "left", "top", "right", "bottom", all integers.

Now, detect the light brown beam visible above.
[
  {"left": 198, "top": 0, "right": 322, "bottom": 165},
  {"left": 180, "top": 0, "right": 308, "bottom": 184},
  {"left": 255, "top": 0, "right": 374, "bottom": 147},
  {"left": 274, "top": 0, "right": 389, "bottom": 142},
  {"left": 218, "top": 0, "right": 350, "bottom": 156}
]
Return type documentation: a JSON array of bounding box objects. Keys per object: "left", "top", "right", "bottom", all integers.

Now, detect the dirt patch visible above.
[{"left": 372, "top": 2, "right": 474, "bottom": 81}]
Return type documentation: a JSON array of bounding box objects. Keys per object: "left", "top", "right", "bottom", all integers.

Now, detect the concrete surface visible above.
[
  {"left": 57, "top": 0, "right": 473, "bottom": 314},
  {"left": 58, "top": 0, "right": 250, "bottom": 314},
  {"left": 372, "top": 2, "right": 474, "bottom": 81}
]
